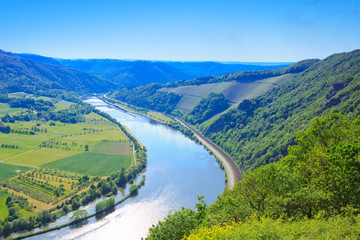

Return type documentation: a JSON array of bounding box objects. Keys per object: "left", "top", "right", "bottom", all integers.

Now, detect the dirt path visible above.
[
  {"left": 175, "top": 118, "right": 241, "bottom": 190},
  {"left": 0, "top": 148, "right": 36, "bottom": 163}
]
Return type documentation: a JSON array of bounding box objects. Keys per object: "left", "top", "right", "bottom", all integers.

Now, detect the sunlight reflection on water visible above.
[{"left": 28, "top": 97, "right": 225, "bottom": 240}]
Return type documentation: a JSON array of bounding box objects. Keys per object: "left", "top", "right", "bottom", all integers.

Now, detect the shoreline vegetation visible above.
[
  {"left": 13, "top": 175, "right": 146, "bottom": 240},
  {"left": 101, "top": 95, "right": 241, "bottom": 189},
  {"left": 0, "top": 96, "right": 147, "bottom": 239}
]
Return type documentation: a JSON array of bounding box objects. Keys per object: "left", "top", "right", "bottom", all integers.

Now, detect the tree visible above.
[
  {"left": 129, "top": 185, "right": 139, "bottom": 195},
  {"left": 111, "top": 185, "right": 118, "bottom": 194},
  {"left": 70, "top": 210, "right": 89, "bottom": 222},
  {"left": 146, "top": 207, "right": 198, "bottom": 240},
  {"left": 36, "top": 210, "right": 52, "bottom": 225}
]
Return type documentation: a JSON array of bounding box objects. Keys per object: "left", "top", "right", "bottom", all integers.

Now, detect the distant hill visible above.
[
  {"left": 16, "top": 53, "right": 62, "bottom": 66},
  {"left": 0, "top": 50, "right": 118, "bottom": 94},
  {"left": 165, "top": 61, "right": 290, "bottom": 77},
  {"left": 57, "top": 59, "right": 196, "bottom": 87},
  {"left": 57, "top": 58, "right": 290, "bottom": 87},
  {"left": 113, "top": 59, "right": 316, "bottom": 116}
]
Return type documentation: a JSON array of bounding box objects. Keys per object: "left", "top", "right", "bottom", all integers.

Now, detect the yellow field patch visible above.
[{"left": 4, "top": 148, "right": 78, "bottom": 166}]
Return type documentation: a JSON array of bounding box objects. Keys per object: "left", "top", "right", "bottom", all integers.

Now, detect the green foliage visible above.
[
  {"left": 58, "top": 58, "right": 288, "bottom": 87},
  {"left": 36, "top": 210, "right": 53, "bottom": 225},
  {"left": 149, "top": 112, "right": 360, "bottom": 239},
  {"left": 202, "top": 49, "right": 360, "bottom": 170},
  {"left": 115, "top": 84, "right": 181, "bottom": 114},
  {"left": 147, "top": 208, "right": 199, "bottom": 240},
  {"left": 0, "top": 50, "right": 118, "bottom": 94},
  {"left": 42, "top": 152, "right": 131, "bottom": 176},
  {"left": 0, "top": 163, "right": 32, "bottom": 181},
  {"left": 129, "top": 185, "right": 139, "bottom": 195},
  {"left": 165, "top": 59, "right": 317, "bottom": 88},
  {"left": 69, "top": 210, "right": 88, "bottom": 221},
  {"left": 184, "top": 93, "right": 230, "bottom": 125},
  {"left": 185, "top": 214, "right": 360, "bottom": 240},
  {"left": 146, "top": 196, "right": 208, "bottom": 240},
  {"left": 95, "top": 197, "right": 115, "bottom": 213}
]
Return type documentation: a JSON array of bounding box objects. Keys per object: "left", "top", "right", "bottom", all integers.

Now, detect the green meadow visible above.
[
  {"left": 0, "top": 103, "right": 25, "bottom": 115},
  {"left": 0, "top": 95, "right": 134, "bottom": 214},
  {"left": 92, "top": 141, "right": 131, "bottom": 155},
  {"left": 0, "top": 191, "right": 9, "bottom": 218},
  {"left": 0, "top": 163, "right": 32, "bottom": 181},
  {"left": 42, "top": 152, "right": 131, "bottom": 176}
]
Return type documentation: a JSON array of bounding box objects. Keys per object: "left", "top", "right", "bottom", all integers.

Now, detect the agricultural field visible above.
[
  {"left": 2, "top": 168, "right": 91, "bottom": 209},
  {"left": 42, "top": 152, "right": 131, "bottom": 176},
  {"left": 161, "top": 74, "right": 295, "bottom": 112},
  {"left": 92, "top": 141, "right": 131, "bottom": 155},
  {"left": 0, "top": 103, "right": 25, "bottom": 115},
  {"left": 0, "top": 163, "right": 32, "bottom": 181},
  {"left": 0, "top": 95, "right": 134, "bottom": 213},
  {"left": 54, "top": 100, "right": 74, "bottom": 111},
  {"left": 0, "top": 191, "right": 9, "bottom": 218},
  {"left": 7, "top": 92, "right": 33, "bottom": 98}
]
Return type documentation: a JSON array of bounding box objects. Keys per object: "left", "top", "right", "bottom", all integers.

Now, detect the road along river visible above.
[{"left": 27, "top": 97, "right": 225, "bottom": 240}]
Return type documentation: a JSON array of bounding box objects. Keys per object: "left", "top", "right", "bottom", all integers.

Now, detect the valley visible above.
[{"left": 0, "top": 49, "right": 359, "bottom": 239}]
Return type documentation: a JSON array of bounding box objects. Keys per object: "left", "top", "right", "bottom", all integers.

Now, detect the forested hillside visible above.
[
  {"left": 146, "top": 113, "right": 360, "bottom": 239},
  {"left": 0, "top": 50, "right": 118, "bottom": 94},
  {"left": 202, "top": 50, "right": 360, "bottom": 170},
  {"left": 15, "top": 53, "right": 62, "bottom": 66},
  {"left": 58, "top": 59, "right": 196, "bottom": 87},
  {"left": 113, "top": 59, "right": 316, "bottom": 116},
  {"left": 58, "top": 59, "right": 290, "bottom": 87}
]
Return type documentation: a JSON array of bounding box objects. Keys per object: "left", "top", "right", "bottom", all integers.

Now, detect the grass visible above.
[
  {"left": 176, "top": 95, "right": 202, "bottom": 111},
  {"left": 161, "top": 74, "right": 296, "bottom": 113},
  {"left": 8, "top": 92, "right": 33, "bottom": 98},
  {"left": 0, "top": 190, "right": 9, "bottom": 218},
  {"left": 0, "top": 103, "right": 25, "bottom": 115},
  {"left": 0, "top": 96, "right": 133, "bottom": 212},
  {"left": 4, "top": 148, "right": 79, "bottom": 166},
  {"left": 0, "top": 163, "right": 32, "bottom": 181},
  {"left": 1, "top": 111, "right": 129, "bottom": 163},
  {"left": 42, "top": 152, "right": 131, "bottom": 176},
  {"left": 54, "top": 100, "right": 74, "bottom": 111},
  {"left": 163, "top": 83, "right": 224, "bottom": 97},
  {"left": 92, "top": 142, "right": 131, "bottom": 155}
]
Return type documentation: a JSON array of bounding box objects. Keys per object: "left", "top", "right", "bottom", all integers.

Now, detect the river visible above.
[{"left": 28, "top": 97, "right": 225, "bottom": 239}]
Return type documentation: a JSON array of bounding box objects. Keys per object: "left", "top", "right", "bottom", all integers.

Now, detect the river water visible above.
[{"left": 28, "top": 97, "right": 225, "bottom": 239}]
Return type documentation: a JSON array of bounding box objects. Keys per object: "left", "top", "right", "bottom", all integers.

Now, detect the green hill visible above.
[
  {"left": 113, "top": 58, "right": 318, "bottom": 120},
  {"left": 146, "top": 113, "right": 360, "bottom": 240},
  {"left": 0, "top": 50, "right": 118, "bottom": 94},
  {"left": 202, "top": 49, "right": 360, "bottom": 170},
  {"left": 57, "top": 58, "right": 290, "bottom": 87}
]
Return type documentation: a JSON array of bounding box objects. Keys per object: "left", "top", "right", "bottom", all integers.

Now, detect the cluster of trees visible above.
[
  {"left": 0, "top": 98, "right": 91, "bottom": 126},
  {"left": 95, "top": 197, "right": 115, "bottom": 213},
  {"left": 0, "top": 192, "right": 55, "bottom": 237},
  {"left": 0, "top": 124, "right": 10, "bottom": 133},
  {"left": 0, "top": 95, "right": 55, "bottom": 111},
  {"left": 146, "top": 113, "right": 360, "bottom": 239},
  {"left": 1, "top": 144, "right": 20, "bottom": 149},
  {"left": 184, "top": 93, "right": 230, "bottom": 125},
  {"left": 164, "top": 59, "right": 318, "bottom": 88},
  {"left": 200, "top": 50, "right": 360, "bottom": 170},
  {"left": 114, "top": 83, "right": 181, "bottom": 114}
]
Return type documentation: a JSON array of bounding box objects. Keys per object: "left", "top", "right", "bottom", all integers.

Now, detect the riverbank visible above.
[
  {"left": 102, "top": 95, "right": 241, "bottom": 190},
  {"left": 13, "top": 175, "right": 146, "bottom": 240},
  {"left": 174, "top": 118, "right": 241, "bottom": 189}
]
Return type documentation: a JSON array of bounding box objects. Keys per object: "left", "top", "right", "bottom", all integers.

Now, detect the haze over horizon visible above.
[{"left": 1, "top": 0, "right": 359, "bottom": 62}]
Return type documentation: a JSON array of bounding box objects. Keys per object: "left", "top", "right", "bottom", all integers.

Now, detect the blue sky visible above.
[{"left": 0, "top": 0, "right": 359, "bottom": 61}]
